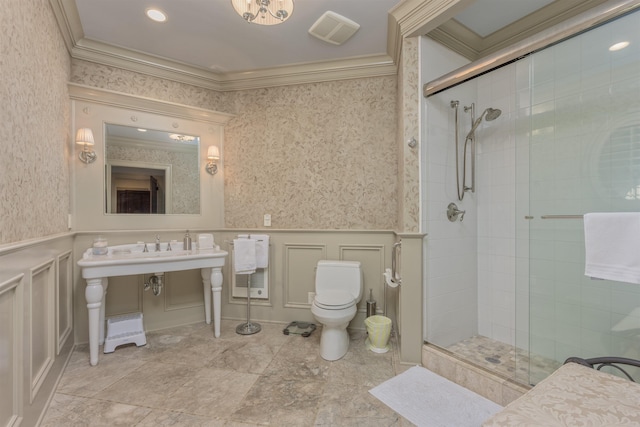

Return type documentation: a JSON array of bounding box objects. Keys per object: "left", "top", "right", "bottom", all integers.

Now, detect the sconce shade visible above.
[
  {"left": 76, "top": 127, "right": 97, "bottom": 164},
  {"left": 75, "top": 128, "right": 95, "bottom": 146},
  {"left": 206, "top": 145, "right": 219, "bottom": 175},
  {"left": 207, "top": 145, "right": 220, "bottom": 160}
]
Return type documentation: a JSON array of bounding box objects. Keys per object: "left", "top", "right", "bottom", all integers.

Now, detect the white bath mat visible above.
[{"left": 369, "top": 366, "right": 503, "bottom": 427}]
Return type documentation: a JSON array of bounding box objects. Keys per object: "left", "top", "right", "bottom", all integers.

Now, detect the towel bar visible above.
[{"left": 540, "top": 215, "right": 584, "bottom": 219}]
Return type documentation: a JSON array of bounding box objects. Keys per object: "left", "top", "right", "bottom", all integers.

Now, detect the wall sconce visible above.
[
  {"left": 206, "top": 146, "right": 220, "bottom": 175},
  {"left": 76, "top": 128, "right": 96, "bottom": 164}
]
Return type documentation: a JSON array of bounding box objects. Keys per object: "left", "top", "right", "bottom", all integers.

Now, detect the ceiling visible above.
[{"left": 53, "top": 0, "right": 612, "bottom": 90}]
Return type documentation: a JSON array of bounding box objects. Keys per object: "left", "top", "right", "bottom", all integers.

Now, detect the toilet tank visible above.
[{"left": 315, "top": 260, "right": 363, "bottom": 302}]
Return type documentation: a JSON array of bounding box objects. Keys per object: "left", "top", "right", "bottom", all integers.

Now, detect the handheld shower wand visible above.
[{"left": 465, "top": 108, "right": 502, "bottom": 139}]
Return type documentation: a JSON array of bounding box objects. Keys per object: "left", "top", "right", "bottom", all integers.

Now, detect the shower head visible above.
[
  {"left": 466, "top": 107, "right": 502, "bottom": 139},
  {"left": 484, "top": 108, "right": 501, "bottom": 121}
]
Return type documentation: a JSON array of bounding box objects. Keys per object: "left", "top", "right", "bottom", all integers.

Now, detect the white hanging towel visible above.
[
  {"left": 584, "top": 212, "right": 640, "bottom": 285},
  {"left": 251, "top": 234, "right": 270, "bottom": 269},
  {"left": 233, "top": 238, "right": 257, "bottom": 275}
]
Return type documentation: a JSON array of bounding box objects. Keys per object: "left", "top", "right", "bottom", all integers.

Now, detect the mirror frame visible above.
[{"left": 70, "top": 83, "right": 235, "bottom": 232}]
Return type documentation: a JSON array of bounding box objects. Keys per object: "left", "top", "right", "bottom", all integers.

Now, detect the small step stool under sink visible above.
[{"left": 104, "top": 313, "right": 147, "bottom": 353}]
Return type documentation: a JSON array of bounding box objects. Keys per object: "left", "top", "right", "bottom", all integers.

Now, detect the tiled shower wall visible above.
[
  {"left": 423, "top": 9, "right": 640, "bottom": 378},
  {"left": 422, "top": 43, "right": 525, "bottom": 348},
  {"left": 422, "top": 38, "right": 477, "bottom": 346}
]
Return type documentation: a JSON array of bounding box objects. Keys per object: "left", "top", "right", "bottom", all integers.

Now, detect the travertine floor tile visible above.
[
  {"left": 40, "top": 393, "right": 151, "bottom": 427},
  {"left": 41, "top": 320, "right": 410, "bottom": 426}
]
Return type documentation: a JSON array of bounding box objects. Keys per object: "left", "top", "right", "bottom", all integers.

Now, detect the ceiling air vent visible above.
[{"left": 308, "top": 11, "right": 360, "bottom": 46}]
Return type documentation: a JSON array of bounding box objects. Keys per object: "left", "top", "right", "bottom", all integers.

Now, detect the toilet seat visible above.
[{"left": 314, "top": 290, "right": 355, "bottom": 310}]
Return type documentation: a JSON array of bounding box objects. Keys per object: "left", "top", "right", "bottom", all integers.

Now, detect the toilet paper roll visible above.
[{"left": 384, "top": 268, "right": 399, "bottom": 288}]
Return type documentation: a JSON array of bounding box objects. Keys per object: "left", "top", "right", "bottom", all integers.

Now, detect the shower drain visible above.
[{"left": 485, "top": 356, "right": 501, "bottom": 364}]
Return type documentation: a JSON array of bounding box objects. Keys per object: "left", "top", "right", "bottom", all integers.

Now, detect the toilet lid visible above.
[{"left": 314, "top": 290, "right": 355, "bottom": 309}]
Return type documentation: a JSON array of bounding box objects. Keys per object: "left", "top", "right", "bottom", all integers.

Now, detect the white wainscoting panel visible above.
[
  {"left": 284, "top": 244, "right": 326, "bottom": 308},
  {"left": 29, "top": 259, "right": 55, "bottom": 403},
  {"left": 164, "top": 270, "right": 204, "bottom": 311},
  {"left": 56, "top": 250, "right": 73, "bottom": 355},
  {"left": 339, "top": 244, "right": 386, "bottom": 314},
  {"left": 0, "top": 274, "right": 24, "bottom": 427}
]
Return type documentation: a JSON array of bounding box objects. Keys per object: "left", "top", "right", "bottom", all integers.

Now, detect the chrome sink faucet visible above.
[{"left": 155, "top": 234, "right": 161, "bottom": 252}]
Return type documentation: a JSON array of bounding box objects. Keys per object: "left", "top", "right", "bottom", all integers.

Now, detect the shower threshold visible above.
[{"left": 447, "top": 335, "right": 561, "bottom": 386}]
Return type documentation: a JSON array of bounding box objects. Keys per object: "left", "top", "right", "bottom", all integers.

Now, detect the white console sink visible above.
[
  {"left": 78, "top": 243, "right": 227, "bottom": 278},
  {"left": 78, "top": 242, "right": 227, "bottom": 366}
]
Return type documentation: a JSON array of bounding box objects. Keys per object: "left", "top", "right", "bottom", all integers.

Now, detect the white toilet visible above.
[{"left": 311, "top": 260, "right": 363, "bottom": 361}]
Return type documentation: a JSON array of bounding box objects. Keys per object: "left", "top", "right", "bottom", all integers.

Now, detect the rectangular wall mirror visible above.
[{"left": 105, "top": 123, "right": 201, "bottom": 215}]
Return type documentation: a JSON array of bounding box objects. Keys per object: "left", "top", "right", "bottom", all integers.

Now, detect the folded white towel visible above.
[
  {"left": 197, "top": 233, "right": 215, "bottom": 249},
  {"left": 233, "top": 238, "right": 256, "bottom": 275},
  {"left": 584, "top": 212, "right": 640, "bottom": 285},
  {"left": 251, "top": 234, "right": 270, "bottom": 269}
]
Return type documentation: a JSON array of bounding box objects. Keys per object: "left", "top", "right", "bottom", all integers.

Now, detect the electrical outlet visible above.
[
  {"left": 308, "top": 292, "right": 315, "bottom": 304},
  {"left": 263, "top": 214, "right": 271, "bottom": 227}
]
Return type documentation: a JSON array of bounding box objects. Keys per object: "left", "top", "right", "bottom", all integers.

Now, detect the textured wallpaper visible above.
[
  {"left": 0, "top": 0, "right": 71, "bottom": 244},
  {"left": 71, "top": 61, "right": 399, "bottom": 230},
  {"left": 71, "top": 60, "right": 233, "bottom": 114},
  {"left": 400, "top": 37, "right": 420, "bottom": 232},
  {"left": 224, "top": 77, "right": 398, "bottom": 230}
]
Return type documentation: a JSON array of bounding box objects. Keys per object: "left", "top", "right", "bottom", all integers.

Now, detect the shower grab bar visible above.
[
  {"left": 540, "top": 215, "right": 584, "bottom": 219},
  {"left": 391, "top": 241, "right": 402, "bottom": 286}
]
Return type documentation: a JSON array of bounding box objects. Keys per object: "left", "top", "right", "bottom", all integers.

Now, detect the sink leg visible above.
[
  {"left": 201, "top": 268, "right": 212, "bottom": 324},
  {"left": 99, "top": 278, "right": 108, "bottom": 345},
  {"left": 85, "top": 277, "right": 105, "bottom": 366},
  {"left": 211, "top": 267, "right": 223, "bottom": 338}
]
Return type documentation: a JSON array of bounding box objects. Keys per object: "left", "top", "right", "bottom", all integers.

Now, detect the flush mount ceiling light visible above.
[
  {"left": 231, "top": 0, "right": 294, "bottom": 25},
  {"left": 146, "top": 8, "right": 167, "bottom": 23}
]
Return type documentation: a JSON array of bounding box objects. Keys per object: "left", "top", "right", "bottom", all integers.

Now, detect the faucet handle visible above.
[
  {"left": 447, "top": 203, "right": 466, "bottom": 222},
  {"left": 143, "top": 243, "right": 149, "bottom": 252}
]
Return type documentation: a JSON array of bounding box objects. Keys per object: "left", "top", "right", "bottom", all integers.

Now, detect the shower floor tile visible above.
[{"left": 447, "top": 335, "right": 561, "bottom": 385}]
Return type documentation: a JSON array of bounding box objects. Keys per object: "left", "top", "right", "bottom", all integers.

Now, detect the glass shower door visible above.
[{"left": 524, "top": 9, "right": 640, "bottom": 385}]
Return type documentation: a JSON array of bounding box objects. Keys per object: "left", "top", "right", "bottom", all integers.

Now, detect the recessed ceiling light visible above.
[
  {"left": 137, "top": 128, "right": 147, "bottom": 132},
  {"left": 609, "top": 41, "right": 629, "bottom": 51},
  {"left": 146, "top": 8, "right": 167, "bottom": 23}
]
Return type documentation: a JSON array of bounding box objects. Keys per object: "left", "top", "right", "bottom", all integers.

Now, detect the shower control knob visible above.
[{"left": 447, "top": 203, "right": 466, "bottom": 222}]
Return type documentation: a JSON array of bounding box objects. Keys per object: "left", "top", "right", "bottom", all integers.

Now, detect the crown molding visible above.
[
  {"left": 423, "top": 0, "right": 640, "bottom": 97},
  {"left": 389, "top": 0, "right": 474, "bottom": 38},
  {"left": 68, "top": 83, "right": 235, "bottom": 125},
  {"left": 219, "top": 55, "right": 396, "bottom": 91},
  {"left": 425, "top": 0, "right": 615, "bottom": 62},
  {"left": 51, "top": 0, "right": 397, "bottom": 92},
  {"left": 49, "top": 0, "right": 84, "bottom": 53},
  {"left": 481, "top": 0, "right": 613, "bottom": 56},
  {"left": 386, "top": 8, "right": 403, "bottom": 65},
  {"left": 427, "top": 21, "right": 481, "bottom": 60},
  {"left": 71, "top": 38, "right": 227, "bottom": 91}
]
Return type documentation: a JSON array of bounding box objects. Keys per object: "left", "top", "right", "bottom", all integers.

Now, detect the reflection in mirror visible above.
[{"left": 105, "top": 124, "right": 200, "bottom": 214}]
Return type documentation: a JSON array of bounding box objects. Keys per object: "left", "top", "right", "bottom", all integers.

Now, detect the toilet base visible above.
[{"left": 319, "top": 325, "right": 349, "bottom": 361}]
